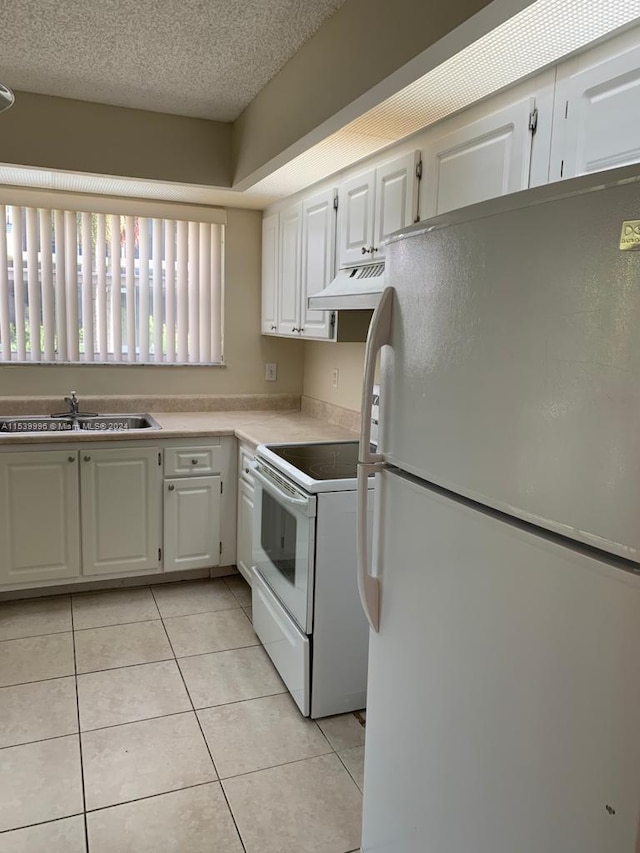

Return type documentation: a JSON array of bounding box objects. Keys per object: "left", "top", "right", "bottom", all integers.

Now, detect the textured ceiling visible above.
[{"left": 0, "top": 0, "right": 346, "bottom": 120}]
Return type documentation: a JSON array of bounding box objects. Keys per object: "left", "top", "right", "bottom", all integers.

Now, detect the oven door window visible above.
[
  {"left": 261, "top": 491, "right": 297, "bottom": 584},
  {"left": 252, "top": 479, "right": 314, "bottom": 633}
]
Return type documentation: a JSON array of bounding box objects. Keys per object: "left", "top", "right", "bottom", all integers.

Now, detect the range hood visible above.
[{"left": 308, "top": 262, "right": 384, "bottom": 310}]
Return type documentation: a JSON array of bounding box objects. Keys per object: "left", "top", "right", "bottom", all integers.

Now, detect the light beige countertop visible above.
[{"left": 0, "top": 409, "right": 359, "bottom": 448}]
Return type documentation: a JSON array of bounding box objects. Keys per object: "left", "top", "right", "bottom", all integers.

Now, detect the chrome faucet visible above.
[{"left": 64, "top": 391, "right": 80, "bottom": 417}]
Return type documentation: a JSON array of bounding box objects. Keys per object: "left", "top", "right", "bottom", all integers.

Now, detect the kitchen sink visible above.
[{"left": 0, "top": 414, "right": 161, "bottom": 433}]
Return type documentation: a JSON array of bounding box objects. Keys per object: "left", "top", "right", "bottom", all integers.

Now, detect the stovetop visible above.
[
  {"left": 268, "top": 441, "right": 360, "bottom": 480},
  {"left": 255, "top": 440, "right": 365, "bottom": 493}
]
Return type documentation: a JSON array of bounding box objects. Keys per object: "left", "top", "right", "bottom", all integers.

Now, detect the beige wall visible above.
[
  {"left": 0, "top": 92, "right": 232, "bottom": 187},
  {"left": 303, "top": 341, "right": 365, "bottom": 412},
  {"left": 0, "top": 208, "right": 305, "bottom": 398}
]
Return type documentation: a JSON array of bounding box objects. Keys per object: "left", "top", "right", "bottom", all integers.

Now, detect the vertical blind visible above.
[{"left": 0, "top": 205, "right": 224, "bottom": 364}]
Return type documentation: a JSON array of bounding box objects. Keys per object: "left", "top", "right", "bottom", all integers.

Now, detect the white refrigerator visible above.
[{"left": 356, "top": 165, "right": 640, "bottom": 852}]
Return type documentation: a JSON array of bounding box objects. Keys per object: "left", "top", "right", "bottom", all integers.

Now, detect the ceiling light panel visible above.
[
  {"left": 251, "top": 0, "right": 640, "bottom": 196},
  {"left": 0, "top": 165, "right": 277, "bottom": 209}
]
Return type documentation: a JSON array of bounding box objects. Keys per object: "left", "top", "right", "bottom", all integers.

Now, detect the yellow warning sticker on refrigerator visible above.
[{"left": 619, "top": 220, "right": 640, "bottom": 251}]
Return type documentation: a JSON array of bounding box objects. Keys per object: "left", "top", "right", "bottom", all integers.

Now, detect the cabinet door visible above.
[
  {"left": 164, "top": 475, "right": 221, "bottom": 572},
  {"left": 261, "top": 212, "right": 279, "bottom": 334},
  {"left": 277, "top": 202, "right": 302, "bottom": 336},
  {"left": 0, "top": 450, "right": 80, "bottom": 585},
  {"left": 338, "top": 168, "right": 376, "bottom": 267},
  {"left": 81, "top": 448, "right": 161, "bottom": 576},
  {"left": 373, "top": 151, "right": 420, "bottom": 259},
  {"left": 420, "top": 99, "right": 534, "bottom": 219},
  {"left": 236, "top": 476, "right": 254, "bottom": 586},
  {"left": 551, "top": 35, "right": 640, "bottom": 181},
  {"left": 300, "top": 189, "right": 336, "bottom": 340}
]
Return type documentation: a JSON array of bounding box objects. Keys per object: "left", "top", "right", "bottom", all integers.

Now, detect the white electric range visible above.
[{"left": 251, "top": 440, "right": 373, "bottom": 718}]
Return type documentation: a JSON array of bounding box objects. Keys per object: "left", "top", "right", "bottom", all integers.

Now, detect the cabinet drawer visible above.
[
  {"left": 239, "top": 444, "right": 255, "bottom": 485},
  {"left": 164, "top": 444, "right": 222, "bottom": 477},
  {"left": 253, "top": 571, "right": 310, "bottom": 716}
]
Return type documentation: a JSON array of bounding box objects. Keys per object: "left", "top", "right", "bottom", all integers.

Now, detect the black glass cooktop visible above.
[{"left": 269, "top": 441, "right": 359, "bottom": 481}]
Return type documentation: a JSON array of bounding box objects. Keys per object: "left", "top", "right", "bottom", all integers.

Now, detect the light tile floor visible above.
[{"left": 0, "top": 576, "right": 365, "bottom": 853}]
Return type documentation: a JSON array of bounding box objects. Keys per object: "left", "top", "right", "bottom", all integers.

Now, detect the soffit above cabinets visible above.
[{"left": 248, "top": 0, "right": 640, "bottom": 196}]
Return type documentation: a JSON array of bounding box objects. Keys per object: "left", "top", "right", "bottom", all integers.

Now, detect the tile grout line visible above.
[
  {"left": 150, "top": 584, "right": 249, "bottom": 853},
  {"left": 0, "top": 811, "right": 85, "bottom": 837},
  {"left": 0, "top": 728, "right": 85, "bottom": 753},
  {"left": 335, "top": 750, "right": 364, "bottom": 793},
  {"left": 69, "top": 598, "right": 91, "bottom": 853},
  {"left": 218, "top": 749, "right": 346, "bottom": 784}
]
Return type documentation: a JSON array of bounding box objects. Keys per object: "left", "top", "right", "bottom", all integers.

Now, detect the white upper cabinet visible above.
[
  {"left": 338, "top": 154, "right": 419, "bottom": 267},
  {"left": 277, "top": 202, "right": 302, "bottom": 336},
  {"left": 373, "top": 151, "right": 421, "bottom": 256},
  {"left": 300, "top": 188, "right": 336, "bottom": 340},
  {"left": 550, "top": 30, "right": 640, "bottom": 181},
  {"left": 262, "top": 194, "right": 337, "bottom": 340},
  {"left": 261, "top": 213, "right": 278, "bottom": 335},
  {"left": 338, "top": 168, "right": 376, "bottom": 266},
  {"left": 420, "top": 98, "right": 536, "bottom": 219}
]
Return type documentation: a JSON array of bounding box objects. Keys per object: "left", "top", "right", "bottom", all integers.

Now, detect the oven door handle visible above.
[{"left": 251, "top": 463, "right": 312, "bottom": 512}]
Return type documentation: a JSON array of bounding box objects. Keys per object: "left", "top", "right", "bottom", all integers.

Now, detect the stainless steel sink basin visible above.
[
  {"left": 0, "top": 414, "right": 161, "bottom": 433},
  {"left": 77, "top": 415, "right": 161, "bottom": 431}
]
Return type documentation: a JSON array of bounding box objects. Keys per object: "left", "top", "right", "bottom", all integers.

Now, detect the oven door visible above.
[{"left": 251, "top": 460, "right": 316, "bottom": 633}]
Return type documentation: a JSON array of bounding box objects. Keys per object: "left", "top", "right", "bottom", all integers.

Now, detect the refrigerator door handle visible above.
[
  {"left": 357, "top": 462, "right": 381, "bottom": 631},
  {"left": 359, "top": 286, "right": 393, "bottom": 465}
]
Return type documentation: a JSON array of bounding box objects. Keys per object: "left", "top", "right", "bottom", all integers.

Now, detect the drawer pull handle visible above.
[{"left": 168, "top": 484, "right": 175, "bottom": 491}]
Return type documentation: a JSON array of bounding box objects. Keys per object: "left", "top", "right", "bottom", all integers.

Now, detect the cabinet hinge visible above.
[
  {"left": 158, "top": 452, "right": 162, "bottom": 466},
  {"left": 528, "top": 107, "right": 538, "bottom": 135},
  {"left": 415, "top": 159, "right": 423, "bottom": 180},
  {"left": 333, "top": 193, "right": 339, "bottom": 211},
  {"left": 158, "top": 548, "right": 162, "bottom": 561}
]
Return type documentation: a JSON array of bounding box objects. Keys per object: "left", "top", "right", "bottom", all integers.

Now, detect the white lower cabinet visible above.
[
  {"left": 80, "top": 447, "right": 161, "bottom": 576},
  {"left": 236, "top": 444, "right": 255, "bottom": 585},
  {"left": 164, "top": 475, "right": 221, "bottom": 571},
  {"left": 236, "top": 476, "right": 254, "bottom": 585},
  {"left": 0, "top": 450, "right": 81, "bottom": 585},
  {"left": 0, "top": 437, "right": 234, "bottom": 591}
]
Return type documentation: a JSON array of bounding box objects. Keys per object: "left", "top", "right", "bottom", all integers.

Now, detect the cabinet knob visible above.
[
  {"left": 361, "top": 246, "right": 368, "bottom": 255},
  {"left": 191, "top": 459, "right": 198, "bottom": 465},
  {"left": 292, "top": 327, "right": 298, "bottom": 333},
  {"left": 68, "top": 456, "right": 75, "bottom": 463},
  {"left": 299, "top": 327, "right": 304, "bottom": 333},
  {"left": 270, "top": 324, "right": 277, "bottom": 331},
  {"left": 83, "top": 455, "right": 91, "bottom": 462},
  {"left": 244, "top": 467, "right": 250, "bottom": 474},
  {"left": 168, "top": 484, "right": 175, "bottom": 491}
]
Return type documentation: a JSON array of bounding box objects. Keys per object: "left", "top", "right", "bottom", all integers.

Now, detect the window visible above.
[{"left": 0, "top": 202, "right": 224, "bottom": 364}]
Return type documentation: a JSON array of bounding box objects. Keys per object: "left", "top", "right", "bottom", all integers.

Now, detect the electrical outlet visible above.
[
  {"left": 265, "top": 362, "right": 277, "bottom": 382},
  {"left": 332, "top": 368, "right": 339, "bottom": 390}
]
